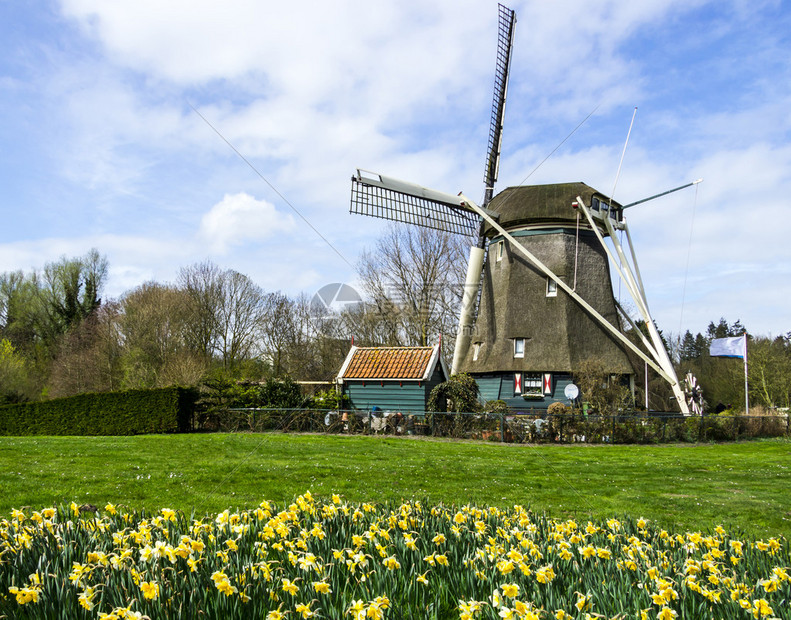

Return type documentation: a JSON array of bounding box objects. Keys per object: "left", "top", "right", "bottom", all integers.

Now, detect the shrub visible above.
[
  {"left": 427, "top": 373, "right": 481, "bottom": 413},
  {"left": 483, "top": 399, "right": 509, "bottom": 414},
  {"left": 0, "top": 387, "right": 197, "bottom": 436},
  {"left": 201, "top": 376, "right": 307, "bottom": 411},
  {"left": 308, "top": 389, "right": 349, "bottom": 410},
  {"left": 546, "top": 401, "right": 568, "bottom": 415},
  {"left": 257, "top": 377, "right": 305, "bottom": 408}
]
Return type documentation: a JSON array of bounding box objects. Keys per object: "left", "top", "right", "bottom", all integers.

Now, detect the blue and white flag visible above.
[{"left": 710, "top": 336, "right": 746, "bottom": 359}]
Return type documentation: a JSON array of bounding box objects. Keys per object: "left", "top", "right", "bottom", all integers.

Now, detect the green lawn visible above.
[{"left": 1, "top": 433, "right": 789, "bottom": 538}]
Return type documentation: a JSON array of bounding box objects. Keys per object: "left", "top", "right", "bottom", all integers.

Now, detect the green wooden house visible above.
[{"left": 336, "top": 345, "right": 448, "bottom": 413}]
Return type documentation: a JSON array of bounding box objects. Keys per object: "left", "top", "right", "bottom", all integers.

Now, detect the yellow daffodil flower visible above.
[{"left": 140, "top": 581, "right": 159, "bottom": 600}]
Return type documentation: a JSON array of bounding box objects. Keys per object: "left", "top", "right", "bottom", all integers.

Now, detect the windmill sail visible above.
[
  {"left": 483, "top": 4, "right": 516, "bottom": 207},
  {"left": 349, "top": 169, "right": 480, "bottom": 237}
]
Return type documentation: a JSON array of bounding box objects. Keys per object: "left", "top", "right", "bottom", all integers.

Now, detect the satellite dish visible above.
[{"left": 564, "top": 383, "right": 579, "bottom": 401}]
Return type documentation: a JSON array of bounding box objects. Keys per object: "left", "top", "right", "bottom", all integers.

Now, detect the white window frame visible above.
[
  {"left": 496, "top": 240, "right": 504, "bottom": 262},
  {"left": 513, "top": 337, "right": 525, "bottom": 358},
  {"left": 546, "top": 277, "right": 557, "bottom": 297},
  {"left": 524, "top": 373, "right": 542, "bottom": 396},
  {"left": 472, "top": 342, "right": 481, "bottom": 361}
]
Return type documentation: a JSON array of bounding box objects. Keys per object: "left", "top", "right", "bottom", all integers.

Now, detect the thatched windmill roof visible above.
[
  {"left": 484, "top": 183, "right": 623, "bottom": 233},
  {"left": 458, "top": 182, "right": 633, "bottom": 377}
]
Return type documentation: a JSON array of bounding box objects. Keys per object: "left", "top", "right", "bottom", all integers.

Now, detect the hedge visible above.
[{"left": 0, "top": 387, "right": 198, "bottom": 436}]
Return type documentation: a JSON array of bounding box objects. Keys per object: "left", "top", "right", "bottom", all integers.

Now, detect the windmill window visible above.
[
  {"left": 496, "top": 240, "right": 504, "bottom": 262},
  {"left": 546, "top": 278, "right": 557, "bottom": 297},
  {"left": 524, "top": 373, "right": 542, "bottom": 395},
  {"left": 473, "top": 342, "right": 481, "bottom": 361},
  {"left": 513, "top": 338, "right": 525, "bottom": 358}
]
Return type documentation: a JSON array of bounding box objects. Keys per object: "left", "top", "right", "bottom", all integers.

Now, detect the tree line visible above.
[
  {"left": 1, "top": 233, "right": 788, "bottom": 414},
  {"left": 0, "top": 227, "right": 467, "bottom": 405},
  {"left": 0, "top": 253, "right": 347, "bottom": 403}
]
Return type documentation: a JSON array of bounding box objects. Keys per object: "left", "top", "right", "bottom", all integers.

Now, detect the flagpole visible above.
[{"left": 743, "top": 333, "right": 749, "bottom": 415}]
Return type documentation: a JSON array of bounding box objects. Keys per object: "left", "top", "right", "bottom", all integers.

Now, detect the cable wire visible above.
[
  {"left": 189, "top": 102, "right": 355, "bottom": 270},
  {"left": 518, "top": 104, "right": 600, "bottom": 186}
]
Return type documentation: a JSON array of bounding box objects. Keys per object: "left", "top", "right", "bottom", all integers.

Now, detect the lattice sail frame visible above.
[
  {"left": 350, "top": 170, "right": 480, "bottom": 237},
  {"left": 483, "top": 3, "right": 517, "bottom": 205}
]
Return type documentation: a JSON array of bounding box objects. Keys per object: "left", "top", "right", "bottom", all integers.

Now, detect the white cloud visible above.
[
  {"left": 57, "top": 1, "right": 491, "bottom": 102},
  {"left": 198, "top": 193, "right": 295, "bottom": 254}
]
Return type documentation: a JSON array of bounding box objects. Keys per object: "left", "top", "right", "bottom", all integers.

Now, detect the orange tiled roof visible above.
[{"left": 341, "top": 347, "right": 436, "bottom": 380}]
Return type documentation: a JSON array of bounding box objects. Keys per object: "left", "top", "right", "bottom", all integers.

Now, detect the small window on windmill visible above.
[
  {"left": 496, "top": 240, "right": 504, "bottom": 262},
  {"left": 473, "top": 342, "right": 482, "bottom": 361},
  {"left": 513, "top": 338, "right": 525, "bottom": 358},
  {"left": 546, "top": 277, "right": 557, "bottom": 297},
  {"left": 524, "top": 373, "right": 542, "bottom": 396}
]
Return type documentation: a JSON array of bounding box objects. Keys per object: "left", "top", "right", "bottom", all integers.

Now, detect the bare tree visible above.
[
  {"left": 283, "top": 293, "right": 327, "bottom": 380},
  {"left": 307, "top": 320, "right": 354, "bottom": 381},
  {"left": 574, "top": 357, "right": 634, "bottom": 414},
  {"left": 748, "top": 335, "right": 791, "bottom": 409},
  {"left": 119, "top": 282, "right": 205, "bottom": 388},
  {"left": 260, "top": 292, "right": 297, "bottom": 377},
  {"left": 355, "top": 224, "right": 468, "bottom": 349},
  {"left": 336, "top": 302, "right": 399, "bottom": 347},
  {"left": 48, "top": 303, "right": 124, "bottom": 398},
  {"left": 215, "top": 269, "right": 267, "bottom": 371},
  {"left": 179, "top": 262, "right": 269, "bottom": 372},
  {"left": 178, "top": 261, "right": 223, "bottom": 361}
]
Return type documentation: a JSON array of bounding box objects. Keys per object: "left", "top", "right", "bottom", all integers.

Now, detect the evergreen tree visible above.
[
  {"left": 679, "top": 330, "right": 697, "bottom": 361},
  {"left": 707, "top": 318, "right": 730, "bottom": 339},
  {"left": 693, "top": 333, "right": 708, "bottom": 358}
]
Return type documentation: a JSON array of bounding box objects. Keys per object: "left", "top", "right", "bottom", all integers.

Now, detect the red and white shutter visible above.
[
  {"left": 514, "top": 372, "right": 522, "bottom": 395},
  {"left": 543, "top": 373, "right": 552, "bottom": 395}
]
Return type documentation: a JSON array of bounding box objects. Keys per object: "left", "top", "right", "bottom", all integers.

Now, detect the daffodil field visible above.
[{"left": 1, "top": 493, "right": 789, "bottom": 619}]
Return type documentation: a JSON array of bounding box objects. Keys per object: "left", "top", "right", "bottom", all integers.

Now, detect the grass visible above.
[{"left": 0, "top": 433, "right": 789, "bottom": 538}]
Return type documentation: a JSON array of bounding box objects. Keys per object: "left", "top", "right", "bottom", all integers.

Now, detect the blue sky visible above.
[{"left": 2, "top": 0, "right": 790, "bottom": 339}]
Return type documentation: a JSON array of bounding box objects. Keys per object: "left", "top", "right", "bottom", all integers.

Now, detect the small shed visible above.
[{"left": 336, "top": 345, "right": 448, "bottom": 413}]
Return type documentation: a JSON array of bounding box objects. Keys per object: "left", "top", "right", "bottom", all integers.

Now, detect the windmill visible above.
[{"left": 348, "top": 4, "right": 693, "bottom": 414}]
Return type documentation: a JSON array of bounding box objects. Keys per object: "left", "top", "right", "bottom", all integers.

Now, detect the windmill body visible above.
[{"left": 456, "top": 183, "right": 634, "bottom": 408}]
